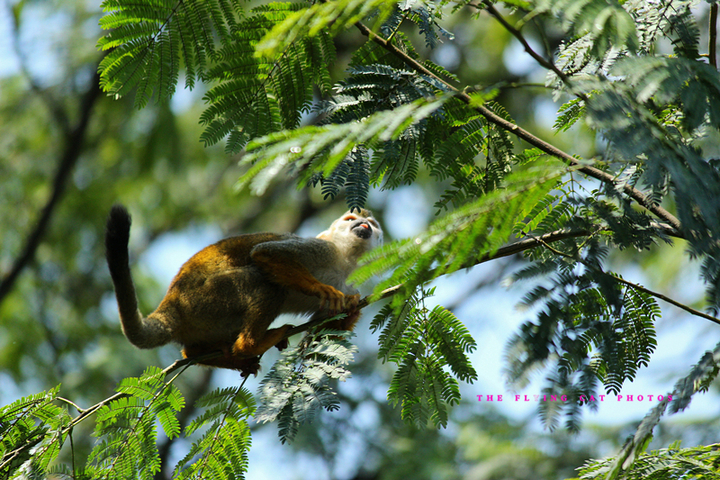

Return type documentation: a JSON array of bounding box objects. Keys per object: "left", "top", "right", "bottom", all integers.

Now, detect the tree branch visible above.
[
  {"left": 473, "top": 1, "right": 589, "bottom": 102},
  {"left": 351, "top": 20, "right": 683, "bottom": 236},
  {"left": 171, "top": 222, "right": 686, "bottom": 370},
  {"left": 710, "top": 3, "right": 718, "bottom": 69},
  {"left": 0, "top": 64, "right": 104, "bottom": 305},
  {"left": 167, "top": 227, "right": 598, "bottom": 370}
]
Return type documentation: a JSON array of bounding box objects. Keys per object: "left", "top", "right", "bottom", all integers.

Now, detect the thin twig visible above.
[
  {"left": 473, "top": 1, "right": 589, "bottom": 102},
  {"left": 531, "top": 233, "right": 720, "bottom": 327},
  {"left": 56, "top": 397, "right": 85, "bottom": 414},
  {"left": 710, "top": 4, "right": 718, "bottom": 69},
  {"left": 70, "top": 429, "right": 77, "bottom": 479}
]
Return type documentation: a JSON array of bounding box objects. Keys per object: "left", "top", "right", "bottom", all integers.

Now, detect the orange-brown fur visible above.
[{"left": 105, "top": 206, "right": 382, "bottom": 375}]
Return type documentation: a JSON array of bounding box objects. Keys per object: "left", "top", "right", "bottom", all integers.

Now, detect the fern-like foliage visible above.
[
  {"left": 174, "top": 387, "right": 255, "bottom": 479},
  {"left": 582, "top": 75, "right": 720, "bottom": 310},
  {"left": 611, "top": 57, "right": 720, "bottom": 133},
  {"left": 97, "top": 0, "right": 242, "bottom": 107},
  {"left": 200, "top": 3, "right": 337, "bottom": 153},
  {"left": 544, "top": 0, "right": 720, "bottom": 314},
  {"left": 351, "top": 162, "right": 567, "bottom": 298},
  {"left": 371, "top": 286, "right": 477, "bottom": 427},
  {"left": 238, "top": 95, "right": 451, "bottom": 204},
  {"left": 522, "top": 280, "right": 658, "bottom": 430},
  {"left": 320, "top": 145, "right": 371, "bottom": 212},
  {"left": 0, "top": 387, "right": 70, "bottom": 479},
  {"left": 239, "top": 6, "right": 514, "bottom": 209},
  {"left": 98, "top": 0, "right": 339, "bottom": 153},
  {"left": 599, "top": 340, "right": 720, "bottom": 479},
  {"left": 506, "top": 228, "right": 661, "bottom": 430},
  {"left": 580, "top": 442, "right": 720, "bottom": 480},
  {"left": 398, "top": 1, "right": 454, "bottom": 48},
  {"left": 254, "top": 0, "right": 396, "bottom": 58},
  {"left": 545, "top": 0, "right": 639, "bottom": 56},
  {"left": 87, "top": 366, "right": 184, "bottom": 479},
  {"left": 625, "top": 0, "right": 699, "bottom": 56},
  {"left": 496, "top": 179, "right": 670, "bottom": 430},
  {"left": 255, "top": 329, "right": 358, "bottom": 443},
  {"left": 0, "top": 373, "right": 255, "bottom": 479}
]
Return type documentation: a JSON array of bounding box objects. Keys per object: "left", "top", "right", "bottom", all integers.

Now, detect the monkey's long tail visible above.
[{"left": 105, "top": 205, "right": 172, "bottom": 348}]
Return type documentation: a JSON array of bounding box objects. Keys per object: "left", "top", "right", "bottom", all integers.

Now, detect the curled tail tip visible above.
[
  {"left": 110, "top": 203, "right": 130, "bottom": 219},
  {"left": 105, "top": 204, "right": 131, "bottom": 250},
  {"left": 105, "top": 204, "right": 132, "bottom": 277}
]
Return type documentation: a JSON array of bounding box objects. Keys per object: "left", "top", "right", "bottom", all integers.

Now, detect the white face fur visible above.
[{"left": 317, "top": 210, "right": 383, "bottom": 260}]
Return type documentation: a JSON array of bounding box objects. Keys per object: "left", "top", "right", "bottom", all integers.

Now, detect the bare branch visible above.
[{"left": 0, "top": 64, "right": 104, "bottom": 305}]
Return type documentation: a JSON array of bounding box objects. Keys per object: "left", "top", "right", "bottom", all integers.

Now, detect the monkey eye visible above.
[
  {"left": 368, "top": 219, "right": 379, "bottom": 228},
  {"left": 343, "top": 215, "right": 357, "bottom": 221}
]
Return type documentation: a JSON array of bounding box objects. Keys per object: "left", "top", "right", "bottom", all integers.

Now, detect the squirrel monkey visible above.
[{"left": 105, "top": 206, "right": 383, "bottom": 376}]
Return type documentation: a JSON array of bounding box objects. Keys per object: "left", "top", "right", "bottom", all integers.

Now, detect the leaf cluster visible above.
[
  {"left": 174, "top": 387, "right": 254, "bottom": 479},
  {"left": 529, "top": 0, "right": 720, "bottom": 433},
  {"left": 255, "top": 329, "right": 358, "bottom": 443},
  {"left": 240, "top": 6, "right": 514, "bottom": 211},
  {"left": 587, "top": 340, "right": 720, "bottom": 479},
  {"left": 507, "top": 249, "right": 661, "bottom": 431},
  {"left": 351, "top": 162, "right": 566, "bottom": 295},
  {"left": 0, "top": 367, "right": 258, "bottom": 480},
  {"left": 0, "top": 387, "right": 70, "bottom": 479},
  {"left": 87, "top": 367, "right": 184, "bottom": 479},
  {"left": 200, "top": 3, "right": 338, "bottom": 153},
  {"left": 371, "top": 286, "right": 478, "bottom": 428},
  {"left": 579, "top": 441, "right": 720, "bottom": 480},
  {"left": 98, "top": 0, "right": 243, "bottom": 107}
]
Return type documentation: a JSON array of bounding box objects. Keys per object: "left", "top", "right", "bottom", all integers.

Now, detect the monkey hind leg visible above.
[
  {"left": 182, "top": 344, "right": 261, "bottom": 376},
  {"left": 320, "top": 294, "right": 362, "bottom": 331},
  {"left": 233, "top": 324, "right": 292, "bottom": 358}
]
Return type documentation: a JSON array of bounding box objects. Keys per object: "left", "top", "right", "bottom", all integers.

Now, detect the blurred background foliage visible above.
[{"left": 0, "top": 0, "right": 717, "bottom": 479}]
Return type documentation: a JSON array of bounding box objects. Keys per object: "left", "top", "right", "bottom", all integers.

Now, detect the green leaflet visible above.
[
  {"left": 351, "top": 161, "right": 567, "bottom": 293},
  {"left": 0, "top": 387, "right": 69, "bottom": 479},
  {"left": 371, "top": 287, "right": 477, "bottom": 428},
  {"left": 255, "top": 330, "right": 357, "bottom": 443},
  {"left": 88, "top": 367, "right": 184, "bottom": 480},
  {"left": 238, "top": 95, "right": 452, "bottom": 197},
  {"left": 97, "top": 0, "right": 242, "bottom": 107},
  {"left": 174, "top": 387, "right": 255, "bottom": 479},
  {"left": 254, "top": 0, "right": 396, "bottom": 59}
]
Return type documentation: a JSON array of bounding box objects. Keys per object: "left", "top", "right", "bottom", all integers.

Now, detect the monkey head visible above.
[{"left": 317, "top": 209, "right": 383, "bottom": 261}]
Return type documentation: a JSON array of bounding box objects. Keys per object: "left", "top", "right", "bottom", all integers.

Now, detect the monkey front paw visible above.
[
  {"left": 343, "top": 293, "right": 361, "bottom": 311},
  {"left": 314, "top": 284, "right": 345, "bottom": 313}
]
